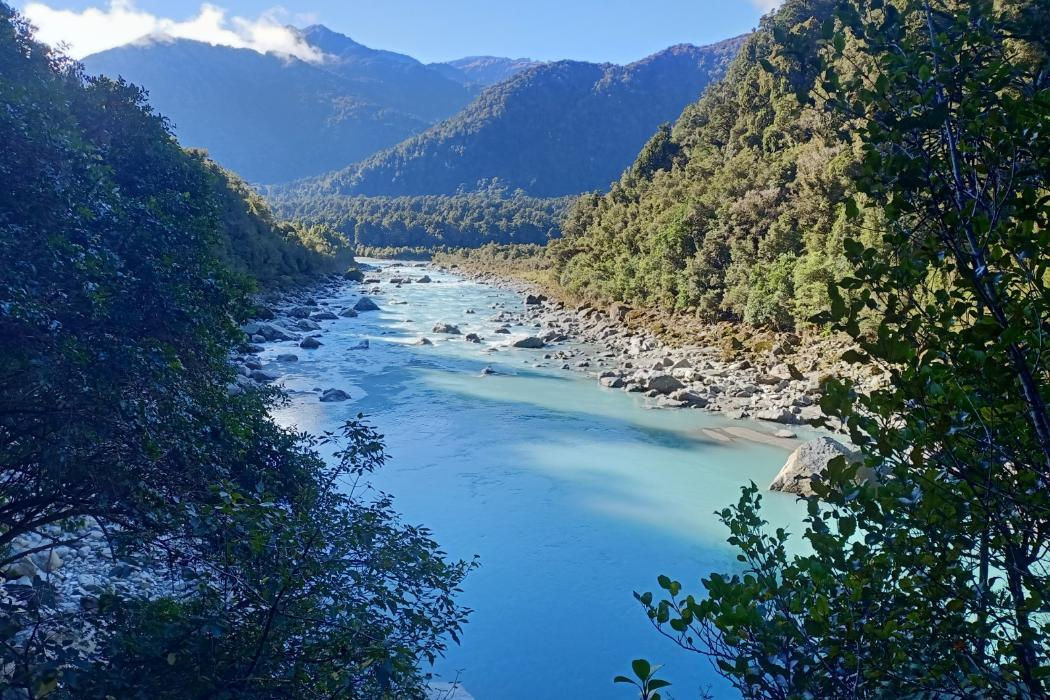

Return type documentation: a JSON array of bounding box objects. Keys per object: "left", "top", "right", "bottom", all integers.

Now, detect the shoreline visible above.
[{"left": 431, "top": 260, "right": 885, "bottom": 434}]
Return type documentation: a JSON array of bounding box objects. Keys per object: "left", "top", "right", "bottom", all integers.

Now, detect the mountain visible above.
[
  {"left": 429, "top": 56, "right": 543, "bottom": 87},
  {"left": 295, "top": 25, "right": 473, "bottom": 122},
  {"left": 548, "top": 0, "right": 856, "bottom": 329},
  {"left": 81, "top": 27, "right": 476, "bottom": 183},
  {"left": 283, "top": 38, "right": 745, "bottom": 199}
]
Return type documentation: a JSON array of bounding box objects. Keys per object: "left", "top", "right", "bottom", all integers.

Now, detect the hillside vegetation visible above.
[
  {"left": 269, "top": 184, "right": 573, "bottom": 249},
  {"left": 0, "top": 5, "right": 469, "bottom": 696},
  {"left": 285, "top": 38, "right": 745, "bottom": 199},
  {"left": 550, "top": 0, "right": 859, "bottom": 329},
  {"left": 82, "top": 27, "right": 478, "bottom": 183}
]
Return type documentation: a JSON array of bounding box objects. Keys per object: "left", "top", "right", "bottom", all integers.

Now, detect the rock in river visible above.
[
  {"left": 319, "top": 388, "right": 351, "bottom": 402},
  {"left": 513, "top": 336, "right": 545, "bottom": 349},
  {"left": 299, "top": 336, "right": 322, "bottom": 349},
  {"left": 433, "top": 323, "right": 461, "bottom": 334},
  {"left": 354, "top": 297, "right": 380, "bottom": 312},
  {"left": 769, "top": 437, "right": 866, "bottom": 496}
]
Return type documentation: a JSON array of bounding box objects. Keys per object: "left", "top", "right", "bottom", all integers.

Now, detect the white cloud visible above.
[
  {"left": 750, "top": 0, "right": 783, "bottom": 11},
  {"left": 22, "top": 0, "right": 324, "bottom": 61}
]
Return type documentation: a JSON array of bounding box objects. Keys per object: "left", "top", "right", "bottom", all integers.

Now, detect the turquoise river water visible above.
[{"left": 264, "top": 260, "right": 808, "bottom": 699}]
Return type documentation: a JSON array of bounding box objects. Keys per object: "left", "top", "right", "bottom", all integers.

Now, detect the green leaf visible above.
[{"left": 631, "top": 658, "right": 652, "bottom": 681}]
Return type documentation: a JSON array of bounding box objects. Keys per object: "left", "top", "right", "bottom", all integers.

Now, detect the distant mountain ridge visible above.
[
  {"left": 281, "top": 36, "right": 746, "bottom": 199},
  {"left": 429, "top": 56, "right": 545, "bottom": 87},
  {"left": 81, "top": 26, "right": 540, "bottom": 184}
]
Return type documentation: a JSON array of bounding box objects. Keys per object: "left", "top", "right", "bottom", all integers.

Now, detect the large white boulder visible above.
[{"left": 769, "top": 437, "right": 867, "bottom": 496}]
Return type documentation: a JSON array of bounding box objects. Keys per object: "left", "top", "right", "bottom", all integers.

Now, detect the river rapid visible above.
[{"left": 263, "top": 260, "right": 808, "bottom": 699}]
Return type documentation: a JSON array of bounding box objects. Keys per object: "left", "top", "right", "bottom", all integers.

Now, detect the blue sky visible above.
[{"left": 20, "top": 0, "right": 777, "bottom": 63}]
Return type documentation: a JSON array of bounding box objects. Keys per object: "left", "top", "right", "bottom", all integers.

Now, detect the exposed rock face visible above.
[
  {"left": 433, "top": 323, "right": 461, "bottom": 334},
  {"left": 513, "top": 336, "right": 545, "bottom": 349},
  {"left": 769, "top": 437, "right": 864, "bottom": 496},
  {"left": 354, "top": 297, "right": 380, "bottom": 312}
]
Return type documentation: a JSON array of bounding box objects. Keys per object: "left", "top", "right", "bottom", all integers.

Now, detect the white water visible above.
[{"left": 265, "top": 260, "right": 808, "bottom": 699}]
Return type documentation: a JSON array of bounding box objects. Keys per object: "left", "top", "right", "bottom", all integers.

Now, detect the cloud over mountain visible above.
[{"left": 23, "top": 0, "right": 322, "bottom": 61}]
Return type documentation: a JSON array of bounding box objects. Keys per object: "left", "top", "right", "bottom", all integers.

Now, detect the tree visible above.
[{"left": 628, "top": 1, "right": 1050, "bottom": 696}]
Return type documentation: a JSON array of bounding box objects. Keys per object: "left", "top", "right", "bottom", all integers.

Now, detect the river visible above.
[{"left": 265, "top": 260, "right": 809, "bottom": 699}]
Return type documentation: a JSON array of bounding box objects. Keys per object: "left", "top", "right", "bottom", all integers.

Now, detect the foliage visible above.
[
  {"left": 202, "top": 157, "right": 351, "bottom": 287},
  {"left": 551, "top": 0, "right": 865, "bottom": 328},
  {"left": 0, "top": 6, "right": 472, "bottom": 696},
  {"left": 630, "top": 0, "right": 1050, "bottom": 696},
  {"left": 268, "top": 183, "right": 574, "bottom": 249},
  {"left": 279, "top": 38, "right": 744, "bottom": 198}
]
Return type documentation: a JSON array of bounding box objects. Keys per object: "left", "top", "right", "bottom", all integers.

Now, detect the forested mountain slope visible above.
[
  {"left": 550, "top": 0, "right": 859, "bottom": 329},
  {"left": 82, "top": 26, "right": 476, "bottom": 183},
  {"left": 286, "top": 38, "right": 745, "bottom": 198}
]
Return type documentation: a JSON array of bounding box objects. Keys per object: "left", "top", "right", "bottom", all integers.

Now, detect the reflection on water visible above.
[{"left": 266, "top": 260, "right": 805, "bottom": 699}]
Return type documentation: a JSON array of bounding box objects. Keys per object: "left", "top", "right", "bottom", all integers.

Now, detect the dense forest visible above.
[
  {"left": 268, "top": 183, "right": 573, "bottom": 248},
  {"left": 547, "top": 0, "right": 858, "bottom": 329},
  {"left": 281, "top": 38, "right": 744, "bottom": 199},
  {"left": 0, "top": 5, "right": 470, "bottom": 697}
]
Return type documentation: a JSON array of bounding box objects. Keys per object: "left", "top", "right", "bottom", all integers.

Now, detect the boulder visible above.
[
  {"left": 433, "top": 323, "right": 461, "bottom": 334},
  {"left": 344, "top": 268, "right": 365, "bottom": 282},
  {"left": 242, "top": 322, "right": 292, "bottom": 342},
  {"left": 513, "top": 336, "right": 545, "bottom": 349},
  {"left": 769, "top": 437, "right": 865, "bottom": 496},
  {"left": 494, "top": 327, "right": 511, "bottom": 334},
  {"left": 608, "top": 303, "right": 630, "bottom": 321},
  {"left": 465, "top": 333, "right": 482, "bottom": 343},
  {"left": 311, "top": 311, "right": 338, "bottom": 321},
  {"left": 349, "top": 340, "right": 369, "bottom": 350},
  {"left": 319, "top": 388, "right": 351, "bottom": 402},
  {"left": 299, "top": 336, "right": 322, "bottom": 349},
  {"left": 524, "top": 294, "right": 546, "bottom": 305},
  {"left": 599, "top": 375, "right": 625, "bottom": 389},
  {"left": 276, "top": 354, "right": 299, "bottom": 362},
  {"left": 646, "top": 374, "right": 685, "bottom": 395},
  {"left": 756, "top": 407, "right": 800, "bottom": 424},
  {"left": 417, "top": 275, "right": 432, "bottom": 283},
  {"left": 671, "top": 389, "right": 709, "bottom": 408},
  {"left": 296, "top": 319, "right": 321, "bottom": 331},
  {"left": 249, "top": 369, "right": 280, "bottom": 382},
  {"left": 288, "top": 306, "right": 314, "bottom": 319},
  {"left": 414, "top": 337, "right": 433, "bottom": 346},
  {"left": 354, "top": 297, "right": 380, "bottom": 312},
  {"left": 4, "top": 557, "right": 37, "bottom": 580},
  {"left": 340, "top": 308, "right": 358, "bottom": 318}
]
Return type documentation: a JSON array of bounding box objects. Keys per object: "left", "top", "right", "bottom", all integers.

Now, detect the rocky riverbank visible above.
[{"left": 435, "top": 263, "right": 887, "bottom": 432}]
